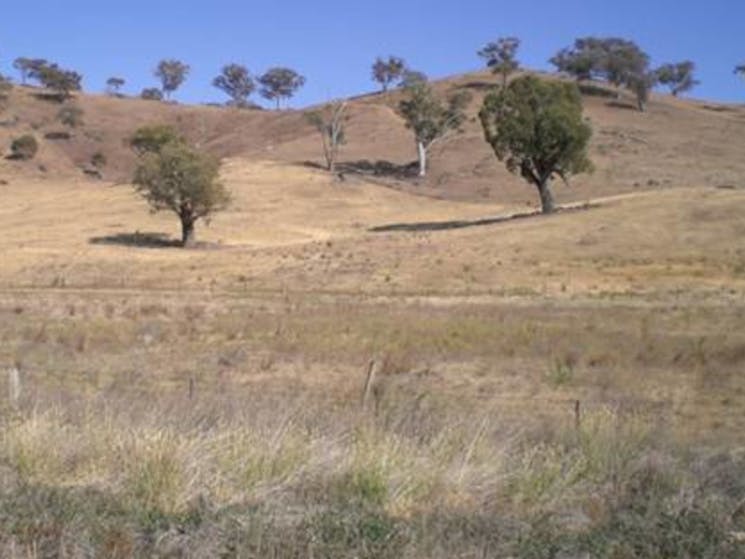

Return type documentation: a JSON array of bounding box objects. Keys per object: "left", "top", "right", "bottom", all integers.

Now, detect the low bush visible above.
[{"left": 9, "top": 134, "right": 39, "bottom": 160}]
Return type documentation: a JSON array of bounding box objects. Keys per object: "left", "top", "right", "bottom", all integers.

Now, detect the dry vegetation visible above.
[{"left": 0, "top": 73, "right": 744, "bottom": 557}]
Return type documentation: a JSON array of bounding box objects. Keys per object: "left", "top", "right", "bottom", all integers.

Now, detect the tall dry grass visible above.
[{"left": 0, "top": 380, "right": 743, "bottom": 558}]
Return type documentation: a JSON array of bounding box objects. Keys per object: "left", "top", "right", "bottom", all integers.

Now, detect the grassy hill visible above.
[
  {"left": 0, "top": 72, "right": 744, "bottom": 557},
  {"left": 2, "top": 70, "right": 745, "bottom": 204}
]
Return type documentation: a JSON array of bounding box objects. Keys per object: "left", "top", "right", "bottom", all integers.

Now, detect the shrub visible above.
[
  {"left": 57, "top": 105, "right": 84, "bottom": 128},
  {"left": 91, "top": 151, "right": 107, "bottom": 169},
  {"left": 10, "top": 135, "right": 39, "bottom": 160},
  {"left": 44, "top": 131, "right": 72, "bottom": 141},
  {"left": 140, "top": 88, "right": 164, "bottom": 101}
]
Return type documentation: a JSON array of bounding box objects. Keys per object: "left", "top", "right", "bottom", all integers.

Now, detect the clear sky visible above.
[{"left": 1, "top": 0, "right": 742, "bottom": 107}]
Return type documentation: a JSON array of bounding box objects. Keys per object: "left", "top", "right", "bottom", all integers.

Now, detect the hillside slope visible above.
[{"left": 1, "top": 71, "right": 744, "bottom": 207}]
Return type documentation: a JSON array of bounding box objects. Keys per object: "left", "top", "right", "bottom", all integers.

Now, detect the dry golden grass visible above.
[{"left": 0, "top": 74, "right": 744, "bottom": 557}]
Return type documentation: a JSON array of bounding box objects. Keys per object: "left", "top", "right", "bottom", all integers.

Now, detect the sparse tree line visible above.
[
  {"left": 3, "top": 33, "right": 738, "bottom": 111},
  {"left": 1, "top": 57, "right": 307, "bottom": 109}
]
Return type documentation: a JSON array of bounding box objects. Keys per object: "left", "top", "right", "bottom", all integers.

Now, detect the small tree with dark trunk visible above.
[
  {"left": 398, "top": 82, "right": 471, "bottom": 177},
  {"left": 132, "top": 136, "right": 230, "bottom": 247},
  {"left": 258, "top": 67, "right": 305, "bottom": 109},
  {"left": 371, "top": 56, "right": 406, "bottom": 92},
  {"left": 213, "top": 64, "right": 255, "bottom": 107},
  {"left": 154, "top": 59, "right": 190, "bottom": 101},
  {"left": 478, "top": 37, "right": 521, "bottom": 87},
  {"left": 305, "top": 100, "right": 348, "bottom": 173},
  {"left": 655, "top": 61, "right": 698, "bottom": 97},
  {"left": 106, "top": 77, "right": 125, "bottom": 96},
  {"left": 479, "top": 76, "right": 593, "bottom": 214}
]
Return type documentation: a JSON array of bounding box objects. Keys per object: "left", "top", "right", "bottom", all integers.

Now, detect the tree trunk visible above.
[
  {"left": 537, "top": 179, "right": 555, "bottom": 214},
  {"left": 417, "top": 142, "right": 427, "bottom": 177},
  {"left": 181, "top": 217, "right": 196, "bottom": 247},
  {"left": 276, "top": 98, "right": 281, "bottom": 110}
]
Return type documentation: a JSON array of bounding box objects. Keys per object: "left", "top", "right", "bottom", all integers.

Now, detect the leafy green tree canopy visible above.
[
  {"left": 655, "top": 61, "right": 698, "bottom": 97},
  {"left": 213, "top": 64, "right": 255, "bottom": 107},
  {"left": 551, "top": 37, "right": 649, "bottom": 87},
  {"left": 398, "top": 82, "right": 471, "bottom": 177},
  {"left": 28, "top": 62, "right": 82, "bottom": 100},
  {"left": 258, "top": 67, "right": 305, "bottom": 109},
  {"left": 479, "top": 75, "right": 593, "bottom": 214},
  {"left": 155, "top": 59, "right": 190, "bottom": 100},
  {"left": 132, "top": 132, "right": 230, "bottom": 247},
  {"left": 106, "top": 77, "right": 125, "bottom": 95},
  {"left": 371, "top": 56, "right": 407, "bottom": 92},
  {"left": 478, "top": 37, "right": 521, "bottom": 86}
]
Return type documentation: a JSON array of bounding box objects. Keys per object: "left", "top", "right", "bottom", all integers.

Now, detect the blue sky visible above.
[{"left": 1, "top": 0, "right": 742, "bottom": 107}]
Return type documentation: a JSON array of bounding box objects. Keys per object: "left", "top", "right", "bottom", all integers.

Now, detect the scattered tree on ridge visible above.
[
  {"left": 106, "top": 77, "right": 125, "bottom": 96},
  {"left": 371, "top": 56, "right": 406, "bottom": 92},
  {"left": 155, "top": 59, "right": 190, "bottom": 101},
  {"left": 131, "top": 127, "right": 230, "bottom": 247},
  {"left": 655, "top": 61, "right": 698, "bottom": 97},
  {"left": 478, "top": 37, "right": 521, "bottom": 87},
  {"left": 258, "top": 67, "right": 305, "bottom": 109},
  {"left": 305, "top": 100, "right": 349, "bottom": 174},
  {"left": 551, "top": 37, "right": 652, "bottom": 111},
  {"left": 28, "top": 62, "right": 82, "bottom": 101},
  {"left": 398, "top": 81, "right": 471, "bottom": 177},
  {"left": 550, "top": 41, "right": 602, "bottom": 82},
  {"left": 12, "top": 57, "right": 44, "bottom": 85},
  {"left": 602, "top": 39, "right": 649, "bottom": 92},
  {"left": 479, "top": 75, "right": 593, "bottom": 214},
  {"left": 213, "top": 64, "right": 255, "bottom": 107}
]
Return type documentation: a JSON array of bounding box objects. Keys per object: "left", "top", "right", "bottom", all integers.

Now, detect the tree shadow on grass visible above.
[
  {"left": 339, "top": 160, "right": 419, "bottom": 179},
  {"left": 31, "top": 91, "right": 70, "bottom": 104},
  {"left": 370, "top": 204, "right": 596, "bottom": 233},
  {"left": 578, "top": 82, "right": 618, "bottom": 98},
  {"left": 300, "top": 159, "right": 419, "bottom": 180},
  {"left": 605, "top": 100, "right": 638, "bottom": 111},
  {"left": 300, "top": 159, "right": 420, "bottom": 180},
  {"left": 460, "top": 80, "right": 497, "bottom": 91},
  {"left": 90, "top": 232, "right": 183, "bottom": 249}
]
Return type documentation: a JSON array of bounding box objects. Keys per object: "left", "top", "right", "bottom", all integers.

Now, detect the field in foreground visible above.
[{"left": 0, "top": 153, "right": 744, "bottom": 557}]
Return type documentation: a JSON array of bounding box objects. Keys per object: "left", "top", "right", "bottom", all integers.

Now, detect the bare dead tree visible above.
[{"left": 306, "top": 100, "right": 349, "bottom": 174}]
